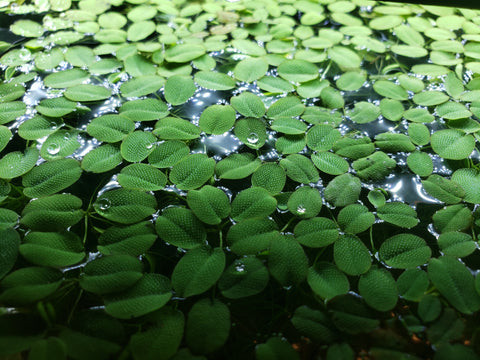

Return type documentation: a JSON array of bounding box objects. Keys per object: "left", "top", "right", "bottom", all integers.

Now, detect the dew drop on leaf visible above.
[
  {"left": 296, "top": 205, "right": 306, "bottom": 214},
  {"left": 235, "top": 263, "right": 246, "bottom": 273},
  {"left": 247, "top": 132, "right": 259, "bottom": 144},
  {"left": 46, "top": 143, "right": 60, "bottom": 155},
  {"left": 97, "top": 198, "right": 111, "bottom": 210}
]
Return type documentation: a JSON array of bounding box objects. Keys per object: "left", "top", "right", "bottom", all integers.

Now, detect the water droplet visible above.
[
  {"left": 296, "top": 205, "right": 306, "bottom": 214},
  {"left": 19, "top": 49, "right": 31, "bottom": 61},
  {"left": 63, "top": 132, "right": 71, "bottom": 140},
  {"left": 46, "top": 143, "right": 60, "bottom": 155},
  {"left": 146, "top": 143, "right": 154, "bottom": 150},
  {"left": 235, "top": 263, "right": 246, "bottom": 272},
  {"left": 97, "top": 198, "right": 111, "bottom": 211},
  {"left": 50, "top": 121, "right": 58, "bottom": 130},
  {"left": 247, "top": 132, "right": 259, "bottom": 144}
]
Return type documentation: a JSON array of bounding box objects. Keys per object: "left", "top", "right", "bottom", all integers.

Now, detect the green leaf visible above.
[
  {"left": 0, "top": 313, "right": 45, "bottom": 356},
  {"left": 194, "top": 71, "right": 236, "bottom": 91},
  {"left": 79, "top": 254, "right": 143, "bottom": 295},
  {"left": 328, "top": 46, "right": 361, "bottom": 69},
  {"left": 199, "top": 104, "right": 236, "bottom": 135},
  {"left": 336, "top": 71, "right": 366, "bottom": 91},
  {"left": 20, "top": 231, "right": 84, "bottom": 268},
  {"left": 451, "top": 168, "right": 480, "bottom": 204},
  {"left": 155, "top": 207, "right": 206, "bottom": 249},
  {"left": 0, "top": 267, "right": 62, "bottom": 305},
  {"left": 20, "top": 194, "right": 83, "bottom": 231},
  {"left": 28, "top": 337, "right": 67, "bottom": 360},
  {"left": 40, "top": 130, "right": 80, "bottom": 161},
  {"left": 98, "top": 222, "right": 157, "bottom": 257},
  {"left": 0, "top": 228, "right": 20, "bottom": 279},
  {"left": 373, "top": 81, "right": 409, "bottom": 100},
  {"left": 428, "top": 256, "right": 480, "bottom": 314},
  {"left": 444, "top": 72, "right": 465, "bottom": 98},
  {"left": 215, "top": 153, "right": 261, "bottom": 180},
  {"left": 18, "top": 116, "right": 62, "bottom": 140},
  {"left": 438, "top": 232, "right": 476, "bottom": 258},
  {"left": 422, "top": 174, "right": 465, "bottom": 204},
  {"left": 379, "top": 99, "right": 403, "bottom": 122},
  {"left": 117, "top": 163, "right": 167, "bottom": 191},
  {"left": 231, "top": 187, "right": 277, "bottom": 222},
  {"left": 329, "top": 294, "right": 379, "bottom": 334},
  {"left": 256, "top": 337, "right": 300, "bottom": 360},
  {"left": 233, "top": 117, "right": 267, "bottom": 149},
  {"left": 0, "top": 101, "right": 26, "bottom": 125},
  {"left": 267, "top": 96, "right": 305, "bottom": 119},
  {"left": 22, "top": 158, "right": 82, "bottom": 198},
  {"left": 311, "top": 152, "right": 349, "bottom": 176},
  {"left": 65, "top": 46, "right": 95, "bottom": 67},
  {"left": 337, "top": 204, "right": 375, "bottom": 234},
  {"left": 227, "top": 218, "right": 278, "bottom": 255},
  {"left": 287, "top": 186, "right": 322, "bottom": 218},
  {"left": 172, "top": 246, "right": 225, "bottom": 297},
  {"left": 230, "top": 92, "right": 266, "bottom": 118},
  {"left": 81, "top": 143, "right": 123, "bottom": 173},
  {"left": 0, "top": 147, "right": 39, "bottom": 180},
  {"left": 43, "top": 69, "right": 88, "bottom": 89},
  {"left": 153, "top": 117, "right": 201, "bottom": 140},
  {"left": 413, "top": 91, "right": 449, "bottom": 106},
  {"left": 436, "top": 101, "right": 472, "bottom": 120},
  {"left": 358, "top": 267, "right": 398, "bottom": 311},
  {"left": 127, "top": 20, "right": 155, "bottom": 42},
  {"left": 165, "top": 44, "right": 206, "bottom": 63},
  {"left": 120, "top": 131, "right": 157, "bottom": 163},
  {"left": 170, "top": 154, "right": 215, "bottom": 190},
  {"left": 257, "top": 76, "right": 294, "bottom": 93},
  {"left": 231, "top": 39, "right": 267, "bottom": 56},
  {"left": 0, "top": 209, "right": 18, "bottom": 230},
  {"left": 120, "top": 75, "right": 165, "bottom": 98},
  {"left": 105, "top": 273, "right": 172, "bottom": 319},
  {"left": 294, "top": 217, "right": 339, "bottom": 248},
  {"left": 64, "top": 84, "right": 111, "bottom": 102},
  {"left": 306, "top": 125, "right": 341, "bottom": 151},
  {"left": 333, "top": 136, "right": 375, "bottom": 160},
  {"left": 164, "top": 75, "right": 196, "bottom": 106},
  {"left": 277, "top": 59, "right": 318, "bottom": 83},
  {"left": 379, "top": 234, "right": 431, "bottom": 268},
  {"left": 408, "top": 123, "right": 431, "bottom": 145},
  {"left": 334, "top": 234, "right": 371, "bottom": 276},
  {"left": 119, "top": 99, "right": 169, "bottom": 121},
  {"left": 94, "top": 189, "right": 157, "bottom": 224},
  {"left": 353, "top": 151, "right": 396, "bottom": 181},
  {"left": 291, "top": 306, "right": 338, "bottom": 343},
  {"left": 218, "top": 257, "right": 269, "bottom": 299},
  {"left": 275, "top": 134, "right": 306, "bottom": 154},
  {"left": 148, "top": 140, "right": 189, "bottom": 168},
  {"left": 324, "top": 173, "right": 361, "bottom": 207},
  {"left": 377, "top": 202, "right": 418, "bottom": 228},
  {"left": 269, "top": 233, "right": 308, "bottom": 286},
  {"left": 398, "top": 74, "right": 425, "bottom": 93},
  {"left": 270, "top": 117, "right": 307, "bottom": 135},
  {"left": 407, "top": 151, "right": 433, "bottom": 177},
  {"left": 348, "top": 101, "right": 380, "bottom": 124},
  {"left": 234, "top": 57, "right": 268, "bottom": 82},
  {"left": 187, "top": 185, "right": 230, "bottom": 225},
  {"left": 280, "top": 154, "right": 319, "bottom": 184},
  {"left": 251, "top": 163, "right": 286, "bottom": 195},
  {"left": 87, "top": 115, "right": 135, "bottom": 143},
  {"left": 0, "top": 82, "right": 25, "bottom": 103},
  {"left": 308, "top": 262, "right": 349, "bottom": 300},
  {"left": 375, "top": 132, "right": 415, "bottom": 152},
  {"left": 36, "top": 97, "right": 77, "bottom": 117},
  {"left": 10, "top": 19, "right": 44, "bottom": 37},
  {"left": 433, "top": 204, "right": 472, "bottom": 233},
  {"left": 397, "top": 269, "right": 430, "bottom": 302}
]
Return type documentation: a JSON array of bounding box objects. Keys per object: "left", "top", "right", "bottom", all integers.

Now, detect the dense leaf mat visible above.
[{"left": 1, "top": 0, "right": 480, "bottom": 359}]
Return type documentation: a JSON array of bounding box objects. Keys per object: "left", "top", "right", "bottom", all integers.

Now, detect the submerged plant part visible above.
[{"left": 1, "top": 0, "right": 480, "bottom": 359}]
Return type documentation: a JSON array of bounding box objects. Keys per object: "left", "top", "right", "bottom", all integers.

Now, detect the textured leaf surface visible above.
[
  {"left": 185, "top": 298, "right": 230, "bottom": 354},
  {"left": 379, "top": 234, "right": 431, "bottom": 269},
  {"left": 172, "top": 246, "right": 225, "bottom": 297}
]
